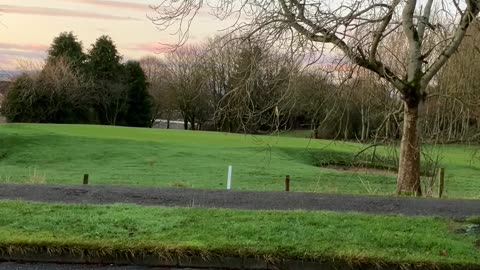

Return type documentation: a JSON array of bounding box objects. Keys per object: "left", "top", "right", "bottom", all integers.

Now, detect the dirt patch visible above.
[{"left": 324, "top": 165, "right": 397, "bottom": 176}]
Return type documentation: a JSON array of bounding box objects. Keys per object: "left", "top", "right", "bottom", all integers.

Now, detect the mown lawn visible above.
[
  {"left": 0, "top": 200, "right": 479, "bottom": 267},
  {"left": 0, "top": 124, "right": 479, "bottom": 198}
]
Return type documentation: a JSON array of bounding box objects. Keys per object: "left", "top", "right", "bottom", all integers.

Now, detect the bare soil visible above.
[{"left": 324, "top": 165, "right": 397, "bottom": 176}]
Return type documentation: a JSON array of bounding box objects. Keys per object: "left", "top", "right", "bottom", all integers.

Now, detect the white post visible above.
[{"left": 227, "top": 165, "right": 232, "bottom": 190}]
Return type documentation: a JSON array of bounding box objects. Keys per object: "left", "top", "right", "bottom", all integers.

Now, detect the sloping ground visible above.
[
  {"left": 0, "top": 124, "right": 479, "bottom": 198},
  {"left": 0, "top": 184, "right": 479, "bottom": 218}
]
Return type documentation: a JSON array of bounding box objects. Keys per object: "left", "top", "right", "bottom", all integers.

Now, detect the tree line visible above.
[
  {"left": 3, "top": 30, "right": 480, "bottom": 146},
  {"left": 1, "top": 32, "right": 152, "bottom": 127},
  {"left": 141, "top": 32, "right": 480, "bottom": 144}
]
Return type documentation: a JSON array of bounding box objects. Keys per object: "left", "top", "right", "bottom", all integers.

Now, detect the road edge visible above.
[{"left": 0, "top": 246, "right": 479, "bottom": 270}]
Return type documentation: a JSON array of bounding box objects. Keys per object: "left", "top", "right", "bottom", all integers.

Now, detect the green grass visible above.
[
  {"left": 277, "top": 129, "right": 314, "bottom": 138},
  {"left": 0, "top": 200, "right": 479, "bottom": 267},
  {"left": 0, "top": 123, "right": 479, "bottom": 198}
]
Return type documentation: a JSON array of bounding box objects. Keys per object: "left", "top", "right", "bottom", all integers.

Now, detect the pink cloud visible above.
[
  {"left": 127, "top": 42, "right": 175, "bottom": 53},
  {"left": 53, "top": 0, "right": 149, "bottom": 11},
  {"left": 0, "top": 4, "right": 140, "bottom": 21},
  {"left": 0, "top": 42, "right": 48, "bottom": 52},
  {"left": 0, "top": 53, "right": 45, "bottom": 72}
]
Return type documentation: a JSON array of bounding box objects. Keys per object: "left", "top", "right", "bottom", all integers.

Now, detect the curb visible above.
[{"left": 0, "top": 248, "right": 478, "bottom": 270}]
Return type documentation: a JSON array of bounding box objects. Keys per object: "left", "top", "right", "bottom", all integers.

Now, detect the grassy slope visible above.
[
  {"left": 0, "top": 200, "right": 479, "bottom": 267},
  {"left": 0, "top": 124, "right": 479, "bottom": 198}
]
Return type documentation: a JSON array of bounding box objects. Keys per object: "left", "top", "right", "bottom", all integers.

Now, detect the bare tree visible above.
[
  {"left": 217, "top": 39, "right": 298, "bottom": 133},
  {"left": 150, "top": 0, "right": 480, "bottom": 195},
  {"left": 164, "top": 46, "right": 212, "bottom": 130},
  {"left": 291, "top": 68, "right": 339, "bottom": 137},
  {"left": 95, "top": 80, "right": 129, "bottom": 126},
  {"left": 202, "top": 36, "right": 240, "bottom": 131},
  {"left": 2, "top": 57, "right": 94, "bottom": 123},
  {"left": 423, "top": 21, "right": 480, "bottom": 143},
  {"left": 140, "top": 56, "right": 174, "bottom": 126}
]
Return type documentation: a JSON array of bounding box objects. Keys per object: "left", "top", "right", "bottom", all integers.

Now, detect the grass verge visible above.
[{"left": 0, "top": 200, "right": 479, "bottom": 268}]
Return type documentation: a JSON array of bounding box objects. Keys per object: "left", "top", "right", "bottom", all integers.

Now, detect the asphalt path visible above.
[{"left": 0, "top": 184, "right": 479, "bottom": 218}]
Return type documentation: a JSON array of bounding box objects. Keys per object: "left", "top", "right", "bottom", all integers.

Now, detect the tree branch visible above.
[
  {"left": 417, "top": 0, "right": 434, "bottom": 45},
  {"left": 370, "top": 0, "right": 401, "bottom": 62},
  {"left": 278, "top": 0, "right": 406, "bottom": 91},
  {"left": 402, "top": 0, "right": 422, "bottom": 83},
  {"left": 422, "top": 0, "right": 480, "bottom": 88}
]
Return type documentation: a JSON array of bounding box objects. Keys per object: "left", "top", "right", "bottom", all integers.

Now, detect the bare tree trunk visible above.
[
  {"left": 361, "top": 106, "right": 366, "bottom": 142},
  {"left": 397, "top": 101, "right": 422, "bottom": 196},
  {"left": 190, "top": 116, "right": 195, "bottom": 130},
  {"left": 366, "top": 115, "right": 370, "bottom": 141},
  {"left": 166, "top": 110, "right": 171, "bottom": 129}
]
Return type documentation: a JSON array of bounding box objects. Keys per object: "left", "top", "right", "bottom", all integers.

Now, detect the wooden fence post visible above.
[
  {"left": 438, "top": 168, "right": 445, "bottom": 198},
  {"left": 83, "top": 174, "right": 89, "bottom": 185},
  {"left": 285, "top": 175, "right": 290, "bottom": 192}
]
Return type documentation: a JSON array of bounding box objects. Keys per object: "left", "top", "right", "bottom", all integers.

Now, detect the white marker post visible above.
[{"left": 227, "top": 165, "right": 232, "bottom": 190}]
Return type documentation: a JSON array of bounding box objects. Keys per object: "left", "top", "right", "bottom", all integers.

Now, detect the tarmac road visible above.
[{"left": 0, "top": 184, "right": 479, "bottom": 218}]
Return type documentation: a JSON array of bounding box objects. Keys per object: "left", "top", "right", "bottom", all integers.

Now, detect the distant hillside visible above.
[{"left": 0, "top": 70, "right": 20, "bottom": 81}]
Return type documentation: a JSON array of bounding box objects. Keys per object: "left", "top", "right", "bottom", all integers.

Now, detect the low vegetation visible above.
[
  {"left": 0, "top": 124, "right": 479, "bottom": 198},
  {"left": 0, "top": 200, "right": 479, "bottom": 267}
]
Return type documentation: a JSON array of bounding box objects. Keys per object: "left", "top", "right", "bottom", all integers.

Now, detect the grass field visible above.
[
  {"left": 0, "top": 124, "right": 479, "bottom": 198},
  {"left": 0, "top": 200, "right": 479, "bottom": 267}
]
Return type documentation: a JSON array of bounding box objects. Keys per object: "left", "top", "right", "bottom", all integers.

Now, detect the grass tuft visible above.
[{"left": 467, "top": 216, "right": 480, "bottom": 225}]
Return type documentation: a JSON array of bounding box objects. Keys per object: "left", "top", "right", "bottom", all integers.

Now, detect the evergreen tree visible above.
[
  {"left": 87, "top": 35, "right": 126, "bottom": 125},
  {"left": 124, "top": 61, "right": 152, "bottom": 127},
  {"left": 87, "top": 35, "right": 123, "bottom": 81},
  {"left": 47, "top": 32, "right": 86, "bottom": 69}
]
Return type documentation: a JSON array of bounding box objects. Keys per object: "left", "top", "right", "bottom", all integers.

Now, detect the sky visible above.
[{"left": 0, "top": 0, "right": 228, "bottom": 71}]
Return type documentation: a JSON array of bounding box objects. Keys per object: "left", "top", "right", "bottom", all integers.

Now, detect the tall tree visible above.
[
  {"left": 124, "top": 61, "right": 152, "bottom": 127},
  {"left": 164, "top": 46, "right": 212, "bottom": 130},
  {"left": 87, "top": 35, "right": 126, "bottom": 125},
  {"left": 203, "top": 36, "right": 238, "bottom": 131},
  {"left": 47, "top": 32, "right": 86, "bottom": 69},
  {"left": 87, "top": 35, "right": 123, "bottom": 81},
  {"left": 150, "top": 0, "right": 480, "bottom": 195},
  {"left": 140, "top": 56, "right": 173, "bottom": 126}
]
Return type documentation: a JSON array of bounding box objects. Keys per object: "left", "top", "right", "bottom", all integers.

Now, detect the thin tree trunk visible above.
[
  {"left": 184, "top": 117, "right": 188, "bottom": 130},
  {"left": 344, "top": 111, "right": 349, "bottom": 140},
  {"left": 361, "top": 106, "right": 366, "bottom": 142},
  {"left": 190, "top": 116, "right": 195, "bottom": 130},
  {"left": 397, "top": 102, "right": 422, "bottom": 196},
  {"left": 366, "top": 116, "right": 370, "bottom": 142}
]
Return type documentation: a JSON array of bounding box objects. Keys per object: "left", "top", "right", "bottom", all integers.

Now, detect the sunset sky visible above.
[{"left": 0, "top": 0, "right": 227, "bottom": 71}]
